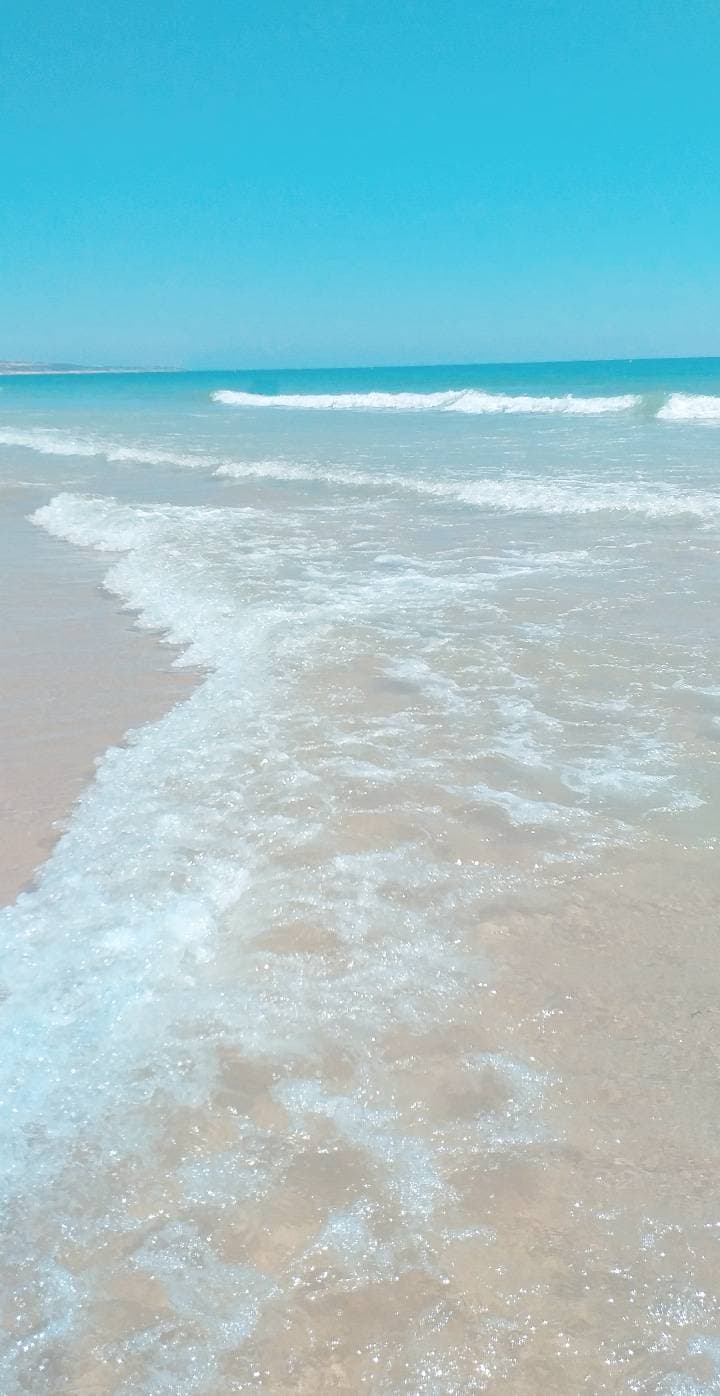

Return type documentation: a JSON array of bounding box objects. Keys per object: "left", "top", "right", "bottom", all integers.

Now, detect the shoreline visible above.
[
  {"left": 0, "top": 513, "right": 199, "bottom": 904},
  {"left": 0, "top": 366, "right": 171, "bottom": 377}
]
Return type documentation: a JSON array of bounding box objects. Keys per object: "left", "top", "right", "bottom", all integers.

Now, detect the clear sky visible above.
[{"left": 2, "top": 0, "right": 719, "bottom": 368}]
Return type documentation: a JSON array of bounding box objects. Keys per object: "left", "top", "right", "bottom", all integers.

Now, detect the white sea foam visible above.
[
  {"left": 214, "top": 458, "right": 720, "bottom": 518},
  {"left": 416, "top": 475, "right": 720, "bottom": 519},
  {"left": 0, "top": 424, "right": 216, "bottom": 469},
  {"left": 4, "top": 420, "right": 719, "bottom": 519},
  {"left": 0, "top": 422, "right": 331, "bottom": 483},
  {"left": 0, "top": 426, "right": 103, "bottom": 457},
  {"left": 656, "top": 392, "right": 720, "bottom": 422},
  {"left": 212, "top": 387, "right": 641, "bottom": 414},
  {"left": 217, "top": 452, "right": 720, "bottom": 518},
  {"left": 216, "top": 457, "right": 375, "bottom": 487}
]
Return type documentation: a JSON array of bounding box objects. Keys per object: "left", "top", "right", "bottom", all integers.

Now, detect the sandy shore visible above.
[
  {"left": 0, "top": 509, "right": 197, "bottom": 904},
  {"left": 3, "top": 481, "right": 719, "bottom": 1392}
]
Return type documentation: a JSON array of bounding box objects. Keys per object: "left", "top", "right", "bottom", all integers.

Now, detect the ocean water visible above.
[{"left": 1, "top": 359, "right": 720, "bottom": 1393}]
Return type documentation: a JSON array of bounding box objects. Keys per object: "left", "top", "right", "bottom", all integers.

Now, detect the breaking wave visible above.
[
  {"left": 212, "top": 386, "right": 720, "bottom": 420},
  {"left": 212, "top": 388, "right": 641, "bottom": 414},
  {"left": 656, "top": 393, "right": 720, "bottom": 422}
]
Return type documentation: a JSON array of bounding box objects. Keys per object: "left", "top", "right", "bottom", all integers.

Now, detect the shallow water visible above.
[
  {"left": 1, "top": 360, "right": 719, "bottom": 1393},
  {"left": 0, "top": 494, "right": 196, "bottom": 901}
]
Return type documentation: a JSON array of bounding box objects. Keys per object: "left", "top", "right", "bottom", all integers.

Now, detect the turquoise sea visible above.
[{"left": 1, "top": 358, "right": 720, "bottom": 1393}]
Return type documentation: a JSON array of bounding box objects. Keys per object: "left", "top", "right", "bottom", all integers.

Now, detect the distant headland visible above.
[{"left": 0, "top": 361, "right": 163, "bottom": 375}]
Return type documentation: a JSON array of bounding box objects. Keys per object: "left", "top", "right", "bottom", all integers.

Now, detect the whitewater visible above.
[
  {"left": 1, "top": 359, "right": 720, "bottom": 1395},
  {"left": 210, "top": 385, "right": 720, "bottom": 420}
]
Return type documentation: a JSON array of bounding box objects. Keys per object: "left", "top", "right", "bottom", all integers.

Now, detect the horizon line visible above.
[{"left": 3, "top": 351, "right": 720, "bottom": 378}]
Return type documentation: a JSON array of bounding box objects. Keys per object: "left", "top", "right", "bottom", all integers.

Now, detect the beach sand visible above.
[
  {"left": 3, "top": 542, "right": 717, "bottom": 1390},
  {"left": 3, "top": 563, "right": 719, "bottom": 1390},
  {"left": 0, "top": 505, "right": 196, "bottom": 904},
  {"left": 8, "top": 826, "right": 717, "bottom": 1393}
]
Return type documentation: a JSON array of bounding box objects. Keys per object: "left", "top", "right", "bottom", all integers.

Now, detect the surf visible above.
[{"left": 211, "top": 386, "right": 642, "bottom": 414}]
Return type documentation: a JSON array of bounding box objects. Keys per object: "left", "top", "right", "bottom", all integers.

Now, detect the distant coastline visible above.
[
  {"left": 0, "top": 361, "right": 168, "bottom": 375},
  {"left": 2, "top": 355, "right": 720, "bottom": 378}
]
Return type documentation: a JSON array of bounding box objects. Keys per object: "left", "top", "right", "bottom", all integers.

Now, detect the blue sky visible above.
[{"left": 2, "top": 0, "right": 719, "bottom": 367}]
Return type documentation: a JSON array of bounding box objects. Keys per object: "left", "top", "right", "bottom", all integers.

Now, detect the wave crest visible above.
[
  {"left": 656, "top": 393, "right": 720, "bottom": 422},
  {"left": 211, "top": 388, "right": 640, "bottom": 415}
]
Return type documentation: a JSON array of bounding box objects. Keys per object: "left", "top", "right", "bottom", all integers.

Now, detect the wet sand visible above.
[
  {"left": 0, "top": 509, "right": 197, "bottom": 903},
  {"left": 15, "top": 839, "right": 718, "bottom": 1395}
]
